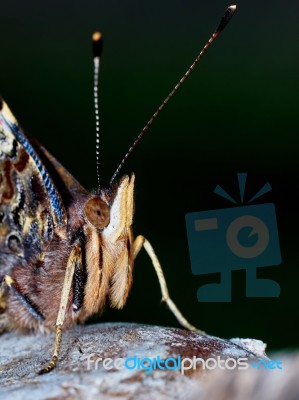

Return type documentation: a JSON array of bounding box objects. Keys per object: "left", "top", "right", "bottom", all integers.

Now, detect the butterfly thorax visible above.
[{"left": 2, "top": 175, "right": 135, "bottom": 332}]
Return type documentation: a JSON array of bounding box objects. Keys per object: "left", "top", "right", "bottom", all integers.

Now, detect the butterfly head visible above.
[{"left": 81, "top": 173, "right": 134, "bottom": 236}]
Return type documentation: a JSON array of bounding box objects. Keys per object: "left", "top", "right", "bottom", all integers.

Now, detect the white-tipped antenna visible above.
[
  {"left": 110, "top": 5, "right": 237, "bottom": 185},
  {"left": 92, "top": 31, "right": 103, "bottom": 189}
]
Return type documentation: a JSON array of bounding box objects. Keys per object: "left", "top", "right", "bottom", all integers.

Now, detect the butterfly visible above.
[{"left": 0, "top": 5, "right": 236, "bottom": 374}]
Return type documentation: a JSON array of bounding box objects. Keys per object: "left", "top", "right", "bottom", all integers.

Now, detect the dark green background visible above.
[{"left": 1, "top": 0, "right": 298, "bottom": 351}]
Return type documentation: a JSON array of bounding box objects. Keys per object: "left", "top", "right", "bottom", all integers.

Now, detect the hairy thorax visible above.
[{"left": 3, "top": 180, "right": 135, "bottom": 333}]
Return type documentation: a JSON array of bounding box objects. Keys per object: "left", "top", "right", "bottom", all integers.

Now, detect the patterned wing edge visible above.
[{"left": 0, "top": 98, "right": 66, "bottom": 227}]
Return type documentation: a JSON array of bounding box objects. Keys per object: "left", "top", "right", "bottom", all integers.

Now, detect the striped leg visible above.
[
  {"left": 133, "top": 235, "right": 205, "bottom": 334},
  {"left": 38, "top": 244, "right": 82, "bottom": 374},
  {"left": 0, "top": 274, "right": 44, "bottom": 325}
]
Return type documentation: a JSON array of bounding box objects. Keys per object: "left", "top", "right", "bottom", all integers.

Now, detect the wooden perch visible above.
[{"left": 0, "top": 322, "right": 283, "bottom": 400}]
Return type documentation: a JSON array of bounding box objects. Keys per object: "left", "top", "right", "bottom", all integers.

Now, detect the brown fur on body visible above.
[
  {"left": 3, "top": 175, "right": 135, "bottom": 334},
  {"left": 0, "top": 99, "right": 136, "bottom": 336}
]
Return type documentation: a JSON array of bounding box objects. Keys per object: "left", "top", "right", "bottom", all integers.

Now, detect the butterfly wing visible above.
[
  {"left": 30, "top": 138, "right": 87, "bottom": 203},
  {"left": 0, "top": 98, "right": 68, "bottom": 274}
]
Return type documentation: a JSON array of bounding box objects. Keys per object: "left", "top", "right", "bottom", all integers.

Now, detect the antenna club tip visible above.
[
  {"left": 92, "top": 31, "right": 102, "bottom": 42},
  {"left": 92, "top": 31, "right": 103, "bottom": 58},
  {"left": 215, "top": 4, "right": 237, "bottom": 33}
]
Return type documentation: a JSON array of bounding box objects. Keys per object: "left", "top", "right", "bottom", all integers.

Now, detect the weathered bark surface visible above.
[
  {"left": 0, "top": 323, "right": 271, "bottom": 400},
  {"left": 198, "top": 353, "right": 299, "bottom": 400}
]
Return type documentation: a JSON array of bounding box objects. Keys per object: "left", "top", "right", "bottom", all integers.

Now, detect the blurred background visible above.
[{"left": 1, "top": 0, "right": 298, "bottom": 351}]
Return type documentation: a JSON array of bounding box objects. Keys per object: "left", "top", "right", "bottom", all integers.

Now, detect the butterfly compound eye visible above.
[{"left": 84, "top": 197, "right": 110, "bottom": 229}]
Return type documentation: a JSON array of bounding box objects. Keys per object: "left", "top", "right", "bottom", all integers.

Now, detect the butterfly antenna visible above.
[
  {"left": 110, "top": 4, "right": 236, "bottom": 184},
  {"left": 92, "top": 32, "right": 103, "bottom": 189}
]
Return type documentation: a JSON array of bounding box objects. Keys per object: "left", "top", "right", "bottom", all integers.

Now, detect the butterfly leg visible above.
[
  {"left": 0, "top": 275, "right": 45, "bottom": 330},
  {"left": 0, "top": 277, "right": 7, "bottom": 312},
  {"left": 38, "top": 244, "right": 82, "bottom": 374},
  {"left": 0, "top": 278, "right": 9, "bottom": 333},
  {"left": 133, "top": 235, "right": 205, "bottom": 334}
]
